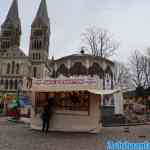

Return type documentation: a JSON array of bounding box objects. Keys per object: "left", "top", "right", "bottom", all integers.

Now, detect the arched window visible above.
[
  {"left": 1, "top": 40, "right": 10, "bottom": 49},
  {"left": 33, "top": 39, "right": 42, "bottom": 49},
  {"left": 39, "top": 53, "right": 41, "bottom": 60},
  {"left": 1, "top": 79, "right": 4, "bottom": 85},
  {"left": 33, "top": 53, "right": 35, "bottom": 60},
  {"left": 88, "top": 63, "right": 104, "bottom": 78},
  {"left": 5, "top": 80, "right": 8, "bottom": 89},
  {"left": 39, "top": 41, "right": 42, "bottom": 49},
  {"left": 9, "top": 80, "right": 13, "bottom": 89},
  {"left": 34, "top": 41, "right": 36, "bottom": 49},
  {"left": 33, "top": 67, "right": 37, "bottom": 78},
  {"left": 36, "top": 53, "right": 38, "bottom": 60},
  {"left": 16, "top": 64, "right": 19, "bottom": 74},
  {"left": 7, "top": 63, "right": 10, "bottom": 74},
  {"left": 15, "top": 80, "right": 17, "bottom": 90},
  {"left": 36, "top": 40, "right": 38, "bottom": 49},
  {"left": 105, "top": 66, "right": 113, "bottom": 78},
  {"left": 33, "top": 40, "right": 37, "bottom": 49},
  {"left": 56, "top": 64, "right": 69, "bottom": 77},
  {"left": 12, "top": 61, "right": 15, "bottom": 74},
  {"left": 70, "top": 62, "right": 87, "bottom": 76}
]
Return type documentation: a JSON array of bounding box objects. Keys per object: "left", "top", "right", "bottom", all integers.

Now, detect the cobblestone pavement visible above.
[{"left": 0, "top": 118, "right": 150, "bottom": 150}]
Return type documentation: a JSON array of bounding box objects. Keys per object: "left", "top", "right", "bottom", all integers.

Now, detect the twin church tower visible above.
[
  {"left": 0, "top": 0, "right": 115, "bottom": 92},
  {"left": 0, "top": 0, "right": 50, "bottom": 83}
]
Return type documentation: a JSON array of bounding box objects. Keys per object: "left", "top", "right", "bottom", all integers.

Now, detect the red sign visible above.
[{"left": 33, "top": 79, "right": 97, "bottom": 86}]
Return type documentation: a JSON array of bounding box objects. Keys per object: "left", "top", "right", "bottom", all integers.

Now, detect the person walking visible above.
[
  {"left": 41, "top": 97, "right": 55, "bottom": 134},
  {"left": 41, "top": 105, "right": 50, "bottom": 134}
]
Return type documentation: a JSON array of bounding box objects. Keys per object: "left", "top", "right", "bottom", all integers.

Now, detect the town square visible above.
[
  {"left": 1, "top": 117, "right": 150, "bottom": 150},
  {"left": 0, "top": 0, "right": 150, "bottom": 150}
]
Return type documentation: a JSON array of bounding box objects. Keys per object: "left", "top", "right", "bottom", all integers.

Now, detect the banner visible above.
[{"left": 32, "top": 78, "right": 97, "bottom": 86}]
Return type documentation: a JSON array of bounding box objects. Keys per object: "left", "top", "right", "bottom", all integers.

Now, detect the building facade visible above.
[
  {"left": 0, "top": 0, "right": 115, "bottom": 96},
  {"left": 0, "top": 0, "right": 50, "bottom": 95}
]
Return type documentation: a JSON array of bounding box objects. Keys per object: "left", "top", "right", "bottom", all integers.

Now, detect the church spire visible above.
[
  {"left": 32, "top": 0, "right": 49, "bottom": 27},
  {"left": 0, "top": 0, "right": 21, "bottom": 48},
  {"left": 2, "top": 0, "right": 21, "bottom": 29}
]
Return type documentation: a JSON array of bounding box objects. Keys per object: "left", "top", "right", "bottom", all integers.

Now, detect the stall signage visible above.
[{"left": 33, "top": 79, "right": 97, "bottom": 86}]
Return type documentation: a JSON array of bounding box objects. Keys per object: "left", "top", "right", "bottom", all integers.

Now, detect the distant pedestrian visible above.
[
  {"left": 41, "top": 97, "right": 56, "bottom": 134},
  {"left": 41, "top": 105, "right": 50, "bottom": 134}
]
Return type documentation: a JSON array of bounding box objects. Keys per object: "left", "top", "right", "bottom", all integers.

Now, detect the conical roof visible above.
[
  {"left": 2, "top": 0, "right": 21, "bottom": 29},
  {"left": 32, "top": 0, "right": 49, "bottom": 27}
]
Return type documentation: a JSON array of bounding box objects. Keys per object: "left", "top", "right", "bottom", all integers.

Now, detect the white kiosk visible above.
[{"left": 28, "top": 78, "right": 122, "bottom": 133}]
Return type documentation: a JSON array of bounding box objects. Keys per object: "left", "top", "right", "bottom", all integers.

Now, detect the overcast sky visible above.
[{"left": 1, "top": 0, "right": 150, "bottom": 62}]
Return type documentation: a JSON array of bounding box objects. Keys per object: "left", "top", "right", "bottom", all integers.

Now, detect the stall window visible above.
[
  {"left": 35, "top": 92, "right": 48, "bottom": 107},
  {"left": 55, "top": 92, "right": 90, "bottom": 112},
  {"left": 35, "top": 92, "right": 90, "bottom": 113}
]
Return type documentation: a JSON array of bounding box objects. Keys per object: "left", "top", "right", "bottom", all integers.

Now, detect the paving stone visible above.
[{"left": 0, "top": 117, "right": 150, "bottom": 150}]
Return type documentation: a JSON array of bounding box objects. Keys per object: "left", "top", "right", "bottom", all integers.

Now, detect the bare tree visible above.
[
  {"left": 146, "top": 47, "right": 150, "bottom": 56},
  {"left": 81, "top": 27, "right": 119, "bottom": 58},
  {"left": 114, "top": 61, "right": 132, "bottom": 89},
  {"left": 129, "top": 50, "right": 146, "bottom": 88},
  {"left": 129, "top": 48, "right": 150, "bottom": 89},
  {"left": 142, "top": 55, "right": 150, "bottom": 88}
]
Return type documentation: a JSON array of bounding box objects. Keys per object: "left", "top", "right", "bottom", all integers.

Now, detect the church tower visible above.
[
  {"left": 29, "top": 0, "right": 50, "bottom": 79},
  {"left": 0, "top": 0, "right": 21, "bottom": 53}
]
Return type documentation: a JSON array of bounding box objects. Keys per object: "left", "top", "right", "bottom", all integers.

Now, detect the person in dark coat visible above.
[
  {"left": 41, "top": 106, "right": 50, "bottom": 134},
  {"left": 41, "top": 97, "right": 55, "bottom": 134}
]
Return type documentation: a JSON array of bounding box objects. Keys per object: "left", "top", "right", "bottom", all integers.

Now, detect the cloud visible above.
[{"left": 1, "top": 0, "right": 150, "bottom": 62}]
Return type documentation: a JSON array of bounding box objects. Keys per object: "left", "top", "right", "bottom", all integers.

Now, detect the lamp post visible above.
[{"left": 15, "top": 80, "right": 22, "bottom": 120}]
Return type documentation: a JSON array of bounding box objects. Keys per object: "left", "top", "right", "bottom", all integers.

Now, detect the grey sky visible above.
[{"left": 0, "top": 0, "right": 150, "bottom": 62}]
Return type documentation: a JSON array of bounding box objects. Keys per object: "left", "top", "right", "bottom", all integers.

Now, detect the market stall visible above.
[{"left": 27, "top": 78, "right": 121, "bottom": 133}]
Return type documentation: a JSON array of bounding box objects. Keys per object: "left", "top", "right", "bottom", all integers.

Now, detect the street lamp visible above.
[{"left": 15, "top": 80, "right": 23, "bottom": 120}]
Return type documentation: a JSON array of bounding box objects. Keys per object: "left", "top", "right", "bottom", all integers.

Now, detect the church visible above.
[
  {"left": 0, "top": 0, "right": 50, "bottom": 95},
  {"left": 0, "top": 0, "right": 115, "bottom": 96}
]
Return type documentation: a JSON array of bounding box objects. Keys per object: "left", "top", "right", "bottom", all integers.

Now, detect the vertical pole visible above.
[
  {"left": 145, "top": 96, "right": 149, "bottom": 122},
  {"left": 16, "top": 80, "right": 21, "bottom": 120}
]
